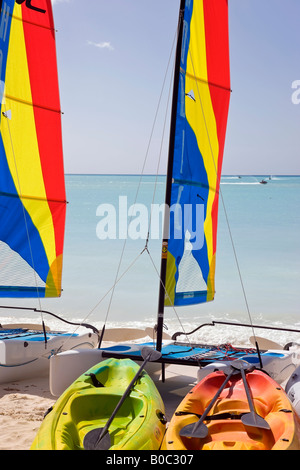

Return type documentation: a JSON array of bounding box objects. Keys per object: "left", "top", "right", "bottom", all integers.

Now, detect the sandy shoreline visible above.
[
  {"left": 0, "top": 364, "right": 197, "bottom": 451},
  {"left": 0, "top": 376, "right": 55, "bottom": 451}
]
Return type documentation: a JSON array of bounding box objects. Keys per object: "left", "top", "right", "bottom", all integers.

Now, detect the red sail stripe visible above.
[
  {"left": 203, "top": 0, "right": 231, "bottom": 254},
  {"left": 20, "top": 0, "right": 66, "bottom": 258}
]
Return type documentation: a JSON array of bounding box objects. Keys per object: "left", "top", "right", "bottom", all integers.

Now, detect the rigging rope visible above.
[
  {"left": 2, "top": 103, "right": 44, "bottom": 320},
  {"left": 87, "top": 25, "right": 182, "bottom": 336},
  {"left": 188, "top": 36, "right": 261, "bottom": 361}
]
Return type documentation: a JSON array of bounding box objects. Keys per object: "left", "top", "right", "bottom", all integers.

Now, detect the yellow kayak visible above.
[
  {"left": 162, "top": 363, "right": 300, "bottom": 450},
  {"left": 31, "top": 356, "right": 166, "bottom": 450}
]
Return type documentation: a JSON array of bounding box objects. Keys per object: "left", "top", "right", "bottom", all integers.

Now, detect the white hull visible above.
[
  {"left": 50, "top": 342, "right": 298, "bottom": 398},
  {"left": 0, "top": 327, "right": 98, "bottom": 385},
  {"left": 197, "top": 349, "right": 296, "bottom": 385},
  {"left": 50, "top": 348, "right": 104, "bottom": 396},
  {"left": 50, "top": 343, "right": 164, "bottom": 397},
  {"left": 285, "top": 365, "right": 300, "bottom": 416}
]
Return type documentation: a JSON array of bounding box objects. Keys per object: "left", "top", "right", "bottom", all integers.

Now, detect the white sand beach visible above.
[
  {"left": 0, "top": 376, "right": 55, "bottom": 451},
  {"left": 0, "top": 364, "right": 197, "bottom": 451}
]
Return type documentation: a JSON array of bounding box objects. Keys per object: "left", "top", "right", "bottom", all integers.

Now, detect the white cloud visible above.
[
  {"left": 87, "top": 40, "right": 114, "bottom": 51},
  {"left": 51, "top": 0, "right": 70, "bottom": 5}
]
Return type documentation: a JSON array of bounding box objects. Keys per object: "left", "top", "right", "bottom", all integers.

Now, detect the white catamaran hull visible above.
[
  {"left": 49, "top": 343, "right": 164, "bottom": 397},
  {"left": 197, "top": 350, "right": 296, "bottom": 385},
  {"left": 285, "top": 365, "right": 300, "bottom": 417},
  {"left": 0, "top": 328, "right": 98, "bottom": 384}
]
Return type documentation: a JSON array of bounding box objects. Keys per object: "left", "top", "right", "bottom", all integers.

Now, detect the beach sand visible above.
[
  {"left": 0, "top": 364, "right": 198, "bottom": 451},
  {"left": 0, "top": 376, "right": 55, "bottom": 451}
]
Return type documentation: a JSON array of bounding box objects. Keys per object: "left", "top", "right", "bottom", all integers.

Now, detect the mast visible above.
[{"left": 156, "top": 0, "right": 185, "bottom": 352}]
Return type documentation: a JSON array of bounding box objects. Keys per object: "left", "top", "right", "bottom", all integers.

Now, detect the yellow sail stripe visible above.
[{"left": 185, "top": 1, "right": 219, "bottom": 295}]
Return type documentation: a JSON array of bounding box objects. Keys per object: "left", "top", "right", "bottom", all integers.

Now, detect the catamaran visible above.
[{"left": 50, "top": 0, "right": 300, "bottom": 397}]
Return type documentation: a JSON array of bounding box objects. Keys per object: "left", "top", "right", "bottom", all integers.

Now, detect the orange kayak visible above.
[{"left": 162, "top": 367, "right": 300, "bottom": 450}]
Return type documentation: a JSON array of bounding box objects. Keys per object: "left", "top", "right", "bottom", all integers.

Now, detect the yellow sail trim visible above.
[
  {"left": 165, "top": 251, "right": 177, "bottom": 306},
  {"left": 46, "top": 255, "right": 63, "bottom": 297}
]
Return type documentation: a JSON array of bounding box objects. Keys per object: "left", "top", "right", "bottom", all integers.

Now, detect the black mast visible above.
[{"left": 156, "top": 0, "right": 185, "bottom": 352}]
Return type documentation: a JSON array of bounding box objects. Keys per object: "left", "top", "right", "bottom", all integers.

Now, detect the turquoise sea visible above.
[{"left": 2, "top": 174, "right": 300, "bottom": 347}]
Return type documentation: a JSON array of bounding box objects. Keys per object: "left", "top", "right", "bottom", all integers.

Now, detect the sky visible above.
[{"left": 51, "top": 0, "right": 300, "bottom": 175}]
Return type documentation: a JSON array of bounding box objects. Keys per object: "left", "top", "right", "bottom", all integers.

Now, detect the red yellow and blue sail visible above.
[
  {"left": 164, "top": 0, "right": 231, "bottom": 307},
  {"left": 0, "top": 0, "right": 66, "bottom": 297}
]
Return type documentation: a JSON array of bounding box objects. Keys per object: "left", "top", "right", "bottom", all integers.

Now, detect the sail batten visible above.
[
  {"left": 0, "top": 191, "right": 66, "bottom": 203},
  {"left": 161, "top": 0, "right": 231, "bottom": 309},
  {"left": 0, "top": 0, "right": 66, "bottom": 298},
  {"left": 183, "top": 70, "right": 231, "bottom": 92},
  {"left": 10, "top": 13, "right": 54, "bottom": 29},
  {"left": 3, "top": 93, "right": 62, "bottom": 113},
  {"left": 173, "top": 178, "right": 219, "bottom": 193}
]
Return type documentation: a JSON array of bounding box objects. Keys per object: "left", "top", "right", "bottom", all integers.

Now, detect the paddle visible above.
[
  {"left": 231, "top": 360, "right": 270, "bottom": 430},
  {"left": 83, "top": 347, "right": 162, "bottom": 450},
  {"left": 249, "top": 335, "right": 283, "bottom": 350},
  {"left": 179, "top": 365, "right": 239, "bottom": 439}
]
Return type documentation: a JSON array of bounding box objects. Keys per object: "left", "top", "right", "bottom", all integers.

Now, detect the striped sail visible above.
[
  {"left": 0, "top": 0, "right": 66, "bottom": 297},
  {"left": 164, "top": 0, "right": 231, "bottom": 307}
]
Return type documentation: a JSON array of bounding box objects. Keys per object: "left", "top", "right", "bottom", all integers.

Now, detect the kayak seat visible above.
[
  {"left": 55, "top": 389, "right": 145, "bottom": 449},
  {"left": 202, "top": 420, "right": 273, "bottom": 450}
]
